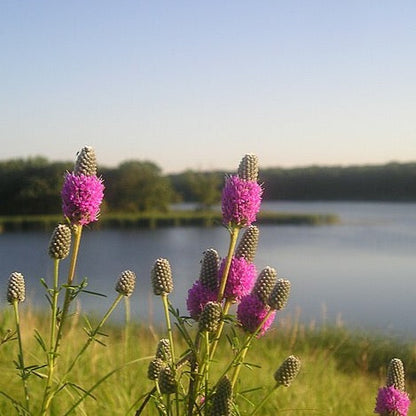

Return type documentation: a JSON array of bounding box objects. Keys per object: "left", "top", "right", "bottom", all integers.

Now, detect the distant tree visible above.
[
  {"left": 104, "top": 160, "right": 175, "bottom": 212},
  {"left": 184, "top": 170, "right": 222, "bottom": 210}
]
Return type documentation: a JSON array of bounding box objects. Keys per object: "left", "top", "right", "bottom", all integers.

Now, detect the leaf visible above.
[{"left": 34, "top": 329, "right": 47, "bottom": 352}]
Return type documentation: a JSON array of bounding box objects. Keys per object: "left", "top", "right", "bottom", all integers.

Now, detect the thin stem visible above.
[
  {"left": 230, "top": 342, "right": 249, "bottom": 390},
  {"left": 187, "top": 334, "right": 201, "bottom": 416},
  {"left": 217, "top": 226, "right": 240, "bottom": 302},
  {"left": 13, "top": 300, "right": 30, "bottom": 411},
  {"left": 66, "top": 293, "right": 124, "bottom": 375},
  {"left": 203, "top": 331, "right": 210, "bottom": 416},
  {"left": 54, "top": 224, "right": 83, "bottom": 353},
  {"left": 208, "top": 300, "right": 231, "bottom": 362},
  {"left": 161, "top": 294, "right": 175, "bottom": 366},
  {"left": 249, "top": 385, "right": 279, "bottom": 416},
  {"left": 40, "top": 258, "right": 61, "bottom": 415}
]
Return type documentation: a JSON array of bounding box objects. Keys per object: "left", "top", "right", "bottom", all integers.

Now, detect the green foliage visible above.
[{"left": 183, "top": 170, "right": 222, "bottom": 209}]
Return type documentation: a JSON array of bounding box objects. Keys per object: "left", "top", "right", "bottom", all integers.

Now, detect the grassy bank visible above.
[
  {"left": 0, "top": 211, "right": 339, "bottom": 232},
  {"left": 0, "top": 307, "right": 414, "bottom": 415}
]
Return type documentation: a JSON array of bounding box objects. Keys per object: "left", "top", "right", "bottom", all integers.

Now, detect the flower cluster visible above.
[
  {"left": 374, "top": 358, "right": 411, "bottom": 416},
  {"left": 61, "top": 146, "right": 104, "bottom": 226}
]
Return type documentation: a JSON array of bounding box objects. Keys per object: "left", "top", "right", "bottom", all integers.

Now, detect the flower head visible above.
[
  {"left": 375, "top": 386, "right": 410, "bottom": 416},
  {"left": 186, "top": 280, "right": 218, "bottom": 320},
  {"left": 151, "top": 258, "right": 173, "bottom": 296},
  {"left": 218, "top": 256, "right": 256, "bottom": 301},
  {"left": 48, "top": 223, "right": 72, "bottom": 260},
  {"left": 221, "top": 175, "right": 262, "bottom": 227},
  {"left": 274, "top": 355, "right": 301, "bottom": 387},
  {"left": 74, "top": 145, "right": 97, "bottom": 176},
  {"left": 115, "top": 270, "right": 136, "bottom": 297},
  {"left": 61, "top": 172, "right": 104, "bottom": 226},
  {"left": 237, "top": 293, "right": 276, "bottom": 336},
  {"left": 7, "top": 272, "right": 26, "bottom": 304}
]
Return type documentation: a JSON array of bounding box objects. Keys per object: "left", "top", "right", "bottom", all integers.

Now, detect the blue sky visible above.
[{"left": 1, "top": 1, "right": 415, "bottom": 173}]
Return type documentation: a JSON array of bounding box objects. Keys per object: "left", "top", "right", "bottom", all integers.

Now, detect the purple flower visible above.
[
  {"left": 375, "top": 386, "right": 410, "bottom": 416},
  {"left": 218, "top": 256, "right": 256, "bottom": 301},
  {"left": 237, "top": 293, "right": 276, "bottom": 337},
  {"left": 62, "top": 172, "right": 104, "bottom": 226},
  {"left": 221, "top": 175, "right": 262, "bottom": 227},
  {"left": 186, "top": 280, "right": 218, "bottom": 320}
]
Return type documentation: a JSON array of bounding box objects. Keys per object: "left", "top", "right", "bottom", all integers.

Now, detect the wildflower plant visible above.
[
  {"left": 137, "top": 153, "right": 301, "bottom": 415},
  {"left": 1, "top": 146, "right": 145, "bottom": 415}
]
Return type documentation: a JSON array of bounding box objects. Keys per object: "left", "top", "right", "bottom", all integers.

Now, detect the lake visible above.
[{"left": 1, "top": 201, "right": 415, "bottom": 338}]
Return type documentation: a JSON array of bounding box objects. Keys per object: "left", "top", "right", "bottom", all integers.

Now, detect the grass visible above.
[
  {"left": 0, "top": 306, "right": 414, "bottom": 415},
  {"left": 0, "top": 210, "right": 339, "bottom": 232}
]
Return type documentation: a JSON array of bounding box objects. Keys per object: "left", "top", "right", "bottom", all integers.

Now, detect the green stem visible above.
[
  {"left": 203, "top": 331, "right": 210, "bottom": 416},
  {"left": 40, "top": 258, "right": 60, "bottom": 415},
  {"left": 249, "top": 385, "right": 279, "bottom": 416},
  {"left": 54, "top": 224, "right": 83, "bottom": 353},
  {"left": 161, "top": 294, "right": 175, "bottom": 366},
  {"left": 65, "top": 293, "right": 124, "bottom": 375},
  {"left": 230, "top": 342, "right": 249, "bottom": 390},
  {"left": 13, "top": 300, "right": 30, "bottom": 412},
  {"left": 217, "top": 226, "right": 240, "bottom": 302}
]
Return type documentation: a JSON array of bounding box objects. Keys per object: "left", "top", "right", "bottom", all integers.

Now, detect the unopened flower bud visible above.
[
  {"left": 74, "top": 146, "right": 97, "bottom": 176},
  {"left": 238, "top": 153, "right": 259, "bottom": 181},
  {"left": 210, "top": 376, "right": 232, "bottom": 416},
  {"left": 274, "top": 355, "right": 301, "bottom": 387},
  {"left": 151, "top": 258, "right": 173, "bottom": 295},
  {"left": 159, "top": 366, "right": 177, "bottom": 394},
  {"left": 200, "top": 248, "right": 220, "bottom": 291},
  {"left": 147, "top": 357, "right": 164, "bottom": 381},
  {"left": 115, "top": 270, "right": 136, "bottom": 297},
  {"left": 199, "top": 301, "right": 222, "bottom": 333},
  {"left": 268, "top": 278, "right": 291, "bottom": 311},
  {"left": 7, "top": 272, "right": 26, "bottom": 304},
  {"left": 48, "top": 224, "right": 72, "bottom": 260},
  {"left": 253, "top": 266, "right": 277, "bottom": 305},
  {"left": 236, "top": 225, "right": 259, "bottom": 263},
  {"left": 155, "top": 338, "right": 172, "bottom": 362},
  {"left": 387, "top": 358, "right": 406, "bottom": 392}
]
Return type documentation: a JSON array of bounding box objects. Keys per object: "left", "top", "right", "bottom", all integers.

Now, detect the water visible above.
[{"left": 1, "top": 202, "right": 415, "bottom": 338}]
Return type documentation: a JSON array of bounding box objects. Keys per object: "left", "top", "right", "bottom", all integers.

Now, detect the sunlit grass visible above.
[{"left": 0, "top": 306, "right": 414, "bottom": 415}]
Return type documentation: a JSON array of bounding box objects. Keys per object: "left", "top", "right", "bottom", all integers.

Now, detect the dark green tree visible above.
[{"left": 104, "top": 160, "right": 175, "bottom": 212}]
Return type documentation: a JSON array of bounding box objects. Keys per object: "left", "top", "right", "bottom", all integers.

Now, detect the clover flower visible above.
[
  {"left": 237, "top": 293, "right": 276, "bottom": 336},
  {"left": 221, "top": 175, "right": 262, "bottom": 227},
  {"left": 218, "top": 256, "right": 256, "bottom": 301},
  {"left": 61, "top": 172, "right": 104, "bottom": 226},
  {"left": 374, "top": 385, "right": 410, "bottom": 416},
  {"left": 186, "top": 280, "right": 218, "bottom": 320}
]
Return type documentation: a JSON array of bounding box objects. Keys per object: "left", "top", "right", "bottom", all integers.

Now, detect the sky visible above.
[{"left": 1, "top": 1, "right": 415, "bottom": 173}]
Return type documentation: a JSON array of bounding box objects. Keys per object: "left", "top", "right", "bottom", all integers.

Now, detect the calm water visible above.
[{"left": 1, "top": 202, "right": 415, "bottom": 338}]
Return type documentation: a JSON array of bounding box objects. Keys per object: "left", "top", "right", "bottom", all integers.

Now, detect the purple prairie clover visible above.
[
  {"left": 186, "top": 280, "right": 218, "bottom": 320},
  {"left": 61, "top": 172, "right": 104, "bottom": 226},
  {"left": 221, "top": 175, "right": 262, "bottom": 227},
  {"left": 237, "top": 293, "right": 276, "bottom": 337},
  {"left": 374, "top": 386, "right": 410, "bottom": 416},
  {"left": 218, "top": 256, "right": 256, "bottom": 301}
]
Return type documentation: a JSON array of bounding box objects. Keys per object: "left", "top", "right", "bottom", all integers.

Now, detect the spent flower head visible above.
[
  {"left": 61, "top": 172, "right": 104, "bottom": 226},
  {"left": 7, "top": 272, "right": 26, "bottom": 304}
]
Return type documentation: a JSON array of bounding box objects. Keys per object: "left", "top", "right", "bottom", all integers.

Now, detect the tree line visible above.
[{"left": 0, "top": 157, "right": 414, "bottom": 215}]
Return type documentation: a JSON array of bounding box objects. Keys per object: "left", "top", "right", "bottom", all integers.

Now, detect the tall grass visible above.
[{"left": 0, "top": 307, "right": 414, "bottom": 415}]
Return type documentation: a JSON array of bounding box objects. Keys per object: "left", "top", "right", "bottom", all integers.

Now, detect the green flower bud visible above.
[
  {"left": 200, "top": 248, "right": 220, "bottom": 291},
  {"left": 236, "top": 225, "right": 259, "bottom": 263},
  {"left": 274, "top": 355, "right": 301, "bottom": 387},
  {"left": 199, "top": 301, "right": 222, "bottom": 333},
  {"left": 210, "top": 376, "right": 232, "bottom": 416},
  {"left": 7, "top": 272, "right": 26, "bottom": 304},
  {"left": 147, "top": 357, "right": 165, "bottom": 381},
  {"left": 268, "top": 278, "right": 291, "bottom": 310},
  {"left": 155, "top": 338, "right": 171, "bottom": 362},
  {"left": 387, "top": 358, "right": 406, "bottom": 392},
  {"left": 115, "top": 270, "right": 136, "bottom": 297},
  {"left": 238, "top": 153, "right": 259, "bottom": 181},
  {"left": 253, "top": 266, "right": 277, "bottom": 305},
  {"left": 151, "top": 258, "right": 173, "bottom": 296},
  {"left": 74, "top": 145, "right": 97, "bottom": 176},
  {"left": 48, "top": 224, "right": 72, "bottom": 260},
  {"left": 159, "top": 366, "right": 177, "bottom": 394}
]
